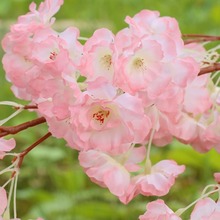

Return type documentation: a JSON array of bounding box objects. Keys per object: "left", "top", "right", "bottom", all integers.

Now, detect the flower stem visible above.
[{"left": 175, "top": 185, "right": 220, "bottom": 216}]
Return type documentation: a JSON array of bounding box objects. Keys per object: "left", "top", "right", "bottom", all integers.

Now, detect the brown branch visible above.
[
  {"left": 183, "top": 34, "right": 220, "bottom": 39},
  {"left": 12, "top": 132, "right": 52, "bottom": 177},
  {"left": 14, "top": 105, "right": 38, "bottom": 110},
  {"left": 182, "top": 34, "right": 220, "bottom": 44},
  {"left": 0, "top": 117, "right": 46, "bottom": 137},
  {"left": 184, "top": 38, "right": 220, "bottom": 44},
  {"left": 198, "top": 63, "right": 220, "bottom": 76}
]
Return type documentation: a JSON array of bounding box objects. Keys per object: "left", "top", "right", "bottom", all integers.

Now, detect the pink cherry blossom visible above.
[
  {"left": 214, "top": 172, "right": 220, "bottom": 183},
  {"left": 114, "top": 30, "right": 165, "bottom": 94},
  {"left": 79, "top": 149, "right": 131, "bottom": 197},
  {"left": 190, "top": 198, "right": 220, "bottom": 220},
  {"left": 19, "top": 0, "right": 63, "bottom": 24},
  {"left": 0, "top": 187, "right": 7, "bottom": 216},
  {"left": 80, "top": 28, "right": 115, "bottom": 82},
  {"left": 125, "top": 10, "right": 182, "bottom": 43},
  {"left": 67, "top": 83, "right": 151, "bottom": 153},
  {"left": 183, "top": 75, "right": 211, "bottom": 116},
  {"left": 139, "top": 199, "right": 181, "bottom": 220},
  {"left": 0, "top": 138, "right": 16, "bottom": 159},
  {"left": 170, "top": 75, "right": 212, "bottom": 147},
  {"left": 139, "top": 82, "right": 183, "bottom": 147},
  {"left": 1, "top": 0, "right": 62, "bottom": 55},
  {"left": 2, "top": 0, "right": 82, "bottom": 105},
  {"left": 79, "top": 146, "right": 146, "bottom": 197},
  {"left": 113, "top": 10, "right": 199, "bottom": 95},
  {"left": 183, "top": 43, "right": 207, "bottom": 65},
  {"left": 120, "top": 160, "right": 185, "bottom": 204},
  {"left": 2, "top": 25, "right": 82, "bottom": 103}
]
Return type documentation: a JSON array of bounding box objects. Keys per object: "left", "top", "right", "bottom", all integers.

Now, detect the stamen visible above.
[
  {"left": 100, "top": 54, "right": 112, "bottom": 70},
  {"left": 49, "top": 51, "right": 57, "bottom": 60},
  {"left": 133, "top": 57, "right": 147, "bottom": 71},
  {"left": 93, "top": 110, "right": 110, "bottom": 125}
]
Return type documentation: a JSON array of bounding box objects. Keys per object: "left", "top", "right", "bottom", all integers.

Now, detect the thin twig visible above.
[
  {"left": 183, "top": 34, "right": 220, "bottom": 39},
  {"left": 14, "top": 105, "right": 38, "bottom": 110},
  {"left": 198, "top": 63, "right": 220, "bottom": 76},
  {"left": 183, "top": 34, "right": 220, "bottom": 44},
  {"left": 0, "top": 117, "right": 46, "bottom": 137},
  {"left": 12, "top": 132, "right": 52, "bottom": 177}
]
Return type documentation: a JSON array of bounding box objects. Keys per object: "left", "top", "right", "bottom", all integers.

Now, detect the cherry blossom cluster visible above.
[{"left": 1, "top": 0, "right": 220, "bottom": 219}]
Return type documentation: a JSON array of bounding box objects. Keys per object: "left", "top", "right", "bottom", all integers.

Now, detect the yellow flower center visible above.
[
  {"left": 133, "top": 57, "right": 146, "bottom": 70},
  {"left": 100, "top": 54, "right": 112, "bottom": 70}
]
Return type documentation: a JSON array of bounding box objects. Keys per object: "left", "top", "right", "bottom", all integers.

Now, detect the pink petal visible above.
[
  {"left": 0, "top": 138, "right": 16, "bottom": 152},
  {"left": 0, "top": 187, "right": 7, "bottom": 215}
]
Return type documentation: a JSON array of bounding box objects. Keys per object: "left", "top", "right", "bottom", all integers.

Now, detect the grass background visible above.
[{"left": 1, "top": 0, "right": 220, "bottom": 219}]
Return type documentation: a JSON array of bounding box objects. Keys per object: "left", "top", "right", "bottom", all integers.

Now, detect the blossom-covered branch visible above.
[{"left": 1, "top": 0, "right": 220, "bottom": 219}]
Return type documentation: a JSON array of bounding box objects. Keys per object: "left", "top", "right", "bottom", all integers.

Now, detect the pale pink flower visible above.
[
  {"left": 183, "top": 43, "right": 207, "bottom": 65},
  {"left": 162, "top": 57, "right": 199, "bottom": 88},
  {"left": 168, "top": 74, "right": 214, "bottom": 151},
  {"left": 3, "top": 25, "right": 82, "bottom": 103},
  {"left": 120, "top": 160, "right": 185, "bottom": 204},
  {"left": 0, "top": 138, "right": 16, "bottom": 159},
  {"left": 190, "top": 198, "right": 220, "bottom": 220},
  {"left": 80, "top": 28, "right": 115, "bottom": 82},
  {"left": 114, "top": 31, "right": 164, "bottom": 94},
  {"left": 20, "top": 0, "right": 64, "bottom": 26},
  {"left": 214, "top": 172, "right": 220, "bottom": 183},
  {"left": 125, "top": 10, "right": 182, "bottom": 43},
  {"left": 113, "top": 10, "right": 199, "bottom": 94},
  {"left": 1, "top": 0, "right": 63, "bottom": 55},
  {"left": 79, "top": 149, "right": 131, "bottom": 197},
  {"left": 0, "top": 187, "right": 7, "bottom": 216},
  {"left": 191, "top": 116, "right": 220, "bottom": 153},
  {"left": 68, "top": 83, "right": 151, "bottom": 153},
  {"left": 139, "top": 199, "right": 182, "bottom": 220},
  {"left": 79, "top": 146, "right": 146, "bottom": 197},
  {"left": 172, "top": 83, "right": 220, "bottom": 152},
  {"left": 183, "top": 75, "right": 212, "bottom": 116},
  {"left": 139, "top": 83, "right": 183, "bottom": 147},
  {"left": 2, "top": 0, "right": 82, "bottom": 105}
]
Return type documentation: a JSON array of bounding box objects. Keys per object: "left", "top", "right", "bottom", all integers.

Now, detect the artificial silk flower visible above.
[
  {"left": 190, "top": 198, "right": 220, "bottom": 220},
  {"left": 139, "top": 199, "right": 182, "bottom": 220}
]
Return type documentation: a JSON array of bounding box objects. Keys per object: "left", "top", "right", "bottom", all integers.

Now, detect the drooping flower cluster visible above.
[
  {"left": 2, "top": 0, "right": 220, "bottom": 219},
  {"left": 1, "top": 0, "right": 191, "bottom": 202}
]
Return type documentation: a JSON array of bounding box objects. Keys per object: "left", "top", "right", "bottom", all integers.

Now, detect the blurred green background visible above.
[{"left": 1, "top": 0, "right": 220, "bottom": 219}]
